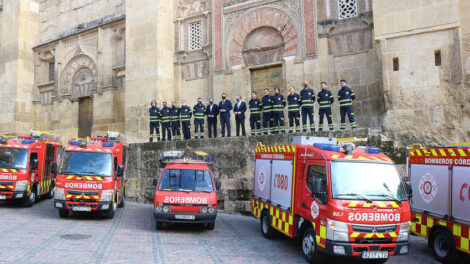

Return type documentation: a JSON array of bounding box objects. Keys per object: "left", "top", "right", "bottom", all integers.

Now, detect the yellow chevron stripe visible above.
[
  {"left": 375, "top": 201, "right": 387, "bottom": 208},
  {"left": 458, "top": 149, "right": 467, "bottom": 157},
  {"left": 85, "top": 176, "right": 93, "bottom": 181},
  {"left": 350, "top": 232, "right": 360, "bottom": 238},
  {"left": 66, "top": 176, "right": 74, "bottom": 180},
  {"left": 389, "top": 232, "right": 397, "bottom": 238},
  {"left": 439, "top": 149, "right": 447, "bottom": 156}
]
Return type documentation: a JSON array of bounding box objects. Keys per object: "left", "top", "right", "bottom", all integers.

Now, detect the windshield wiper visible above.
[
  {"left": 60, "top": 171, "right": 80, "bottom": 175},
  {"left": 178, "top": 189, "right": 193, "bottom": 193},
  {"left": 336, "top": 193, "right": 372, "bottom": 203},
  {"left": 380, "top": 183, "right": 402, "bottom": 204},
  {"left": 368, "top": 194, "right": 401, "bottom": 203},
  {"left": 80, "top": 171, "right": 102, "bottom": 176}
]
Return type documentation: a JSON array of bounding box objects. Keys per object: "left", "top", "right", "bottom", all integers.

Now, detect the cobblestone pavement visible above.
[{"left": 0, "top": 199, "right": 469, "bottom": 264}]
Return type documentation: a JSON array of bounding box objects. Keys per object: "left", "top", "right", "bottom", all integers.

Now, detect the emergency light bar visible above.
[
  {"left": 30, "top": 130, "right": 59, "bottom": 141},
  {"left": 106, "top": 131, "right": 125, "bottom": 142},
  {"left": 162, "top": 151, "right": 184, "bottom": 161},
  {"left": 313, "top": 143, "right": 340, "bottom": 152}
]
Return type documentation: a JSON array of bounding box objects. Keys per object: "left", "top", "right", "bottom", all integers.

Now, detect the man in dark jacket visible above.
[
  {"left": 219, "top": 93, "right": 233, "bottom": 138},
  {"left": 271, "top": 87, "right": 286, "bottom": 134},
  {"left": 206, "top": 98, "right": 219, "bottom": 138},
  {"left": 234, "top": 96, "right": 247, "bottom": 137},
  {"left": 300, "top": 81, "right": 315, "bottom": 132},
  {"left": 317, "top": 82, "right": 334, "bottom": 131}
]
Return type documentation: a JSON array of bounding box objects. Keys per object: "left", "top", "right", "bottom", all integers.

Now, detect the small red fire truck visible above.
[
  {"left": 153, "top": 151, "right": 221, "bottom": 230},
  {"left": 408, "top": 143, "right": 470, "bottom": 263},
  {"left": 54, "top": 132, "right": 127, "bottom": 219},
  {"left": 0, "top": 131, "right": 62, "bottom": 207},
  {"left": 253, "top": 138, "right": 411, "bottom": 263}
]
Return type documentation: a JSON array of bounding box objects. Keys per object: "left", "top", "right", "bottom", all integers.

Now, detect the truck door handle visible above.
[{"left": 302, "top": 203, "right": 308, "bottom": 209}]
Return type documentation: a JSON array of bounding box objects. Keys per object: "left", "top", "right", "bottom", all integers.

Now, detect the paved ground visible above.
[{"left": 0, "top": 199, "right": 469, "bottom": 264}]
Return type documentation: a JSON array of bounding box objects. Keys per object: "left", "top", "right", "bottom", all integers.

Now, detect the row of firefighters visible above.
[{"left": 149, "top": 80, "right": 357, "bottom": 142}]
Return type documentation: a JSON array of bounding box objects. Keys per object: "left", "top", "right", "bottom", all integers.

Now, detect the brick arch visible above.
[{"left": 227, "top": 8, "right": 299, "bottom": 68}]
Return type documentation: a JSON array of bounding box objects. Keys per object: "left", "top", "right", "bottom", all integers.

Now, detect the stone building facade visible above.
[{"left": 0, "top": 0, "right": 469, "bottom": 145}]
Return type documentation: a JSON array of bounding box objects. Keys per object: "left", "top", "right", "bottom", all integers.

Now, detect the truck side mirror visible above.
[
  {"left": 117, "top": 165, "right": 125, "bottom": 177},
  {"left": 153, "top": 178, "right": 158, "bottom": 187},
  {"left": 51, "top": 162, "right": 57, "bottom": 174},
  {"left": 216, "top": 180, "right": 221, "bottom": 190},
  {"left": 405, "top": 181, "right": 413, "bottom": 199},
  {"left": 29, "top": 159, "right": 38, "bottom": 173}
]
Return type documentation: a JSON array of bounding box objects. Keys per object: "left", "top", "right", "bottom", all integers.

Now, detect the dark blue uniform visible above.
[
  {"left": 249, "top": 98, "right": 262, "bottom": 136},
  {"left": 338, "top": 86, "right": 357, "bottom": 130},
  {"left": 234, "top": 101, "right": 247, "bottom": 137},
  {"left": 271, "top": 93, "right": 286, "bottom": 134},
  {"left": 193, "top": 103, "right": 206, "bottom": 139},
  {"left": 206, "top": 103, "right": 219, "bottom": 138},
  {"left": 219, "top": 99, "right": 233, "bottom": 137},
  {"left": 180, "top": 105, "right": 192, "bottom": 140},
  {"left": 300, "top": 87, "right": 315, "bottom": 132},
  {"left": 287, "top": 93, "right": 301, "bottom": 133},
  {"left": 317, "top": 89, "right": 334, "bottom": 131},
  {"left": 261, "top": 95, "right": 274, "bottom": 134},
  {"left": 170, "top": 106, "right": 181, "bottom": 140},
  {"left": 160, "top": 106, "right": 171, "bottom": 141},
  {"left": 149, "top": 106, "right": 161, "bottom": 142}
]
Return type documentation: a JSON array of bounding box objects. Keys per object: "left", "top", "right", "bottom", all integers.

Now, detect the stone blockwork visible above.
[{"left": 126, "top": 129, "right": 407, "bottom": 214}]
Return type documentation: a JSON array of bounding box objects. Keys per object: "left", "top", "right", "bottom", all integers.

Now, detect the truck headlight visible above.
[
  {"left": 100, "top": 190, "right": 114, "bottom": 202},
  {"left": 327, "top": 219, "right": 349, "bottom": 242},
  {"left": 397, "top": 221, "right": 411, "bottom": 241},
  {"left": 14, "top": 180, "right": 28, "bottom": 192},
  {"left": 54, "top": 187, "right": 65, "bottom": 200}
]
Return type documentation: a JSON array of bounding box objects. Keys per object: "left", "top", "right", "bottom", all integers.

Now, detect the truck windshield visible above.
[
  {"left": 59, "top": 151, "right": 112, "bottom": 177},
  {"left": 158, "top": 169, "right": 214, "bottom": 192},
  {"left": 0, "top": 148, "right": 28, "bottom": 169},
  {"left": 331, "top": 161, "right": 407, "bottom": 201}
]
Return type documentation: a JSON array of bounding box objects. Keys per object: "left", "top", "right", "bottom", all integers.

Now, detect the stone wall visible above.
[{"left": 126, "top": 129, "right": 407, "bottom": 214}]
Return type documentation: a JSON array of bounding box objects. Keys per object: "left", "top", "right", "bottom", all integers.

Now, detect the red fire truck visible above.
[
  {"left": 253, "top": 138, "right": 412, "bottom": 263},
  {"left": 0, "top": 131, "right": 62, "bottom": 207},
  {"left": 153, "top": 151, "right": 221, "bottom": 230},
  {"left": 408, "top": 143, "right": 470, "bottom": 263},
  {"left": 54, "top": 132, "right": 127, "bottom": 219}
]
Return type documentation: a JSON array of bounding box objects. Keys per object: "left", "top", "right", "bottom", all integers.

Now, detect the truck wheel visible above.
[
  {"left": 205, "top": 222, "right": 215, "bottom": 230},
  {"left": 22, "top": 189, "right": 36, "bottom": 207},
  {"left": 155, "top": 221, "right": 163, "bottom": 230},
  {"left": 260, "top": 211, "right": 275, "bottom": 239},
  {"left": 302, "top": 227, "right": 319, "bottom": 264},
  {"left": 118, "top": 190, "right": 125, "bottom": 208},
  {"left": 104, "top": 202, "right": 117, "bottom": 219},
  {"left": 58, "top": 209, "right": 69, "bottom": 218},
  {"left": 430, "top": 229, "right": 459, "bottom": 264},
  {"left": 45, "top": 184, "right": 55, "bottom": 199}
]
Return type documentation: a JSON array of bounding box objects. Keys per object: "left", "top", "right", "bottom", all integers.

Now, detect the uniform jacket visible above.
[
  {"left": 180, "top": 105, "right": 192, "bottom": 122},
  {"left": 193, "top": 103, "right": 206, "bottom": 120},
  {"left": 261, "top": 95, "right": 272, "bottom": 113},
  {"left": 287, "top": 93, "right": 301, "bottom": 112},
  {"left": 300, "top": 87, "right": 315, "bottom": 109},
  {"left": 249, "top": 98, "right": 262, "bottom": 116},
  {"left": 317, "top": 89, "right": 334, "bottom": 108},
  {"left": 160, "top": 106, "right": 171, "bottom": 123},
  {"left": 170, "top": 106, "right": 180, "bottom": 123},
  {"left": 272, "top": 93, "right": 286, "bottom": 112},
  {"left": 149, "top": 106, "right": 160, "bottom": 123},
  {"left": 338, "top": 86, "right": 355, "bottom": 107}
]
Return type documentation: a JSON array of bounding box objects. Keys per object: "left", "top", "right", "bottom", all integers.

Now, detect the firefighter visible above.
[
  {"left": 287, "top": 86, "right": 301, "bottom": 133},
  {"left": 249, "top": 92, "right": 262, "bottom": 136},
  {"left": 300, "top": 81, "right": 315, "bottom": 132},
  {"left": 338, "top": 79, "right": 357, "bottom": 130},
  {"left": 180, "top": 100, "right": 192, "bottom": 140},
  {"left": 160, "top": 101, "right": 171, "bottom": 141},
  {"left": 317, "top": 82, "right": 334, "bottom": 131},
  {"left": 206, "top": 98, "right": 219, "bottom": 138},
  {"left": 149, "top": 100, "right": 161, "bottom": 142},
  {"left": 193, "top": 97, "right": 206, "bottom": 139},
  {"left": 219, "top": 93, "right": 233, "bottom": 138},
  {"left": 170, "top": 102, "right": 181, "bottom": 140},
  {"left": 272, "top": 87, "right": 286, "bottom": 134},
  {"left": 261, "top": 88, "right": 273, "bottom": 135}
]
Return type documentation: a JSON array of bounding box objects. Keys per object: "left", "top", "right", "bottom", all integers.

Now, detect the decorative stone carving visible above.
[
  {"left": 176, "top": 0, "right": 210, "bottom": 18},
  {"left": 38, "top": 49, "right": 55, "bottom": 62},
  {"left": 113, "top": 27, "right": 125, "bottom": 41},
  {"left": 242, "top": 27, "right": 284, "bottom": 66},
  {"left": 60, "top": 54, "right": 98, "bottom": 99}
]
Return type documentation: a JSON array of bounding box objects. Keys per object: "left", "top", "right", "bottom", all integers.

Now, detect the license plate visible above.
[
  {"left": 175, "top": 215, "right": 195, "bottom": 220},
  {"left": 362, "top": 251, "right": 388, "bottom": 259},
  {"left": 0, "top": 196, "right": 5, "bottom": 200},
  {"left": 72, "top": 206, "right": 91, "bottom": 212}
]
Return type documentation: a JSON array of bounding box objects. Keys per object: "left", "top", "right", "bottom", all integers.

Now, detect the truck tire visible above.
[
  {"left": 22, "top": 188, "right": 36, "bottom": 207},
  {"left": 302, "top": 227, "right": 319, "bottom": 264},
  {"left": 104, "top": 202, "right": 117, "bottom": 219},
  {"left": 45, "top": 184, "right": 55, "bottom": 199},
  {"left": 430, "top": 229, "right": 459, "bottom": 264},
  {"left": 118, "top": 190, "right": 125, "bottom": 208},
  {"left": 260, "top": 211, "right": 275, "bottom": 239},
  {"left": 205, "top": 222, "right": 215, "bottom": 230},
  {"left": 58, "top": 209, "right": 69, "bottom": 218},
  {"left": 155, "top": 221, "right": 163, "bottom": 230}
]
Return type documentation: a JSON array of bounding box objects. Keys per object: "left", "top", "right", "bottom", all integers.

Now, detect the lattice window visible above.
[
  {"left": 189, "top": 21, "right": 202, "bottom": 51},
  {"left": 338, "top": 0, "right": 358, "bottom": 19}
]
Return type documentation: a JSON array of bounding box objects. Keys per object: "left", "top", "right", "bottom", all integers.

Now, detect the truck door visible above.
[
  {"left": 300, "top": 160, "right": 328, "bottom": 229},
  {"left": 43, "top": 144, "right": 55, "bottom": 194},
  {"left": 29, "top": 152, "right": 39, "bottom": 193}
]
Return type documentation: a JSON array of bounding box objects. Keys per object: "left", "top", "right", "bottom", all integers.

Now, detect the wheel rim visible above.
[
  {"left": 434, "top": 234, "right": 449, "bottom": 258},
  {"left": 113, "top": 202, "right": 117, "bottom": 212},
  {"left": 50, "top": 188, "right": 54, "bottom": 197},
  {"left": 262, "top": 215, "right": 269, "bottom": 234},
  {"left": 29, "top": 192, "right": 36, "bottom": 203},
  {"left": 302, "top": 234, "right": 315, "bottom": 256}
]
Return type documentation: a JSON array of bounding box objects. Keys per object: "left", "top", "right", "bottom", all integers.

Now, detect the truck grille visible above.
[
  {"left": 67, "top": 190, "right": 100, "bottom": 196},
  {"left": 0, "top": 182, "right": 14, "bottom": 186},
  {"left": 352, "top": 224, "right": 396, "bottom": 233},
  {"left": 355, "top": 238, "right": 393, "bottom": 244}
]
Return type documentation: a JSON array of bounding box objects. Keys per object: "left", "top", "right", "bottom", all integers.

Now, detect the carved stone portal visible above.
[
  {"left": 61, "top": 54, "right": 97, "bottom": 99},
  {"left": 243, "top": 27, "right": 285, "bottom": 67},
  {"left": 72, "top": 67, "right": 95, "bottom": 98}
]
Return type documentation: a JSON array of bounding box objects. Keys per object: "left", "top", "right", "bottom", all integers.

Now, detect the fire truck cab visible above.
[
  {"left": 152, "top": 151, "right": 221, "bottom": 230},
  {"left": 408, "top": 143, "right": 470, "bottom": 263},
  {"left": 253, "top": 137, "right": 412, "bottom": 263},
  {"left": 54, "top": 132, "right": 127, "bottom": 219},
  {"left": 0, "top": 131, "right": 62, "bottom": 207}
]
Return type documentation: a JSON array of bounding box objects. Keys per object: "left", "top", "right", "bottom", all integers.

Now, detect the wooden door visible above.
[
  {"left": 78, "top": 97, "right": 93, "bottom": 138},
  {"left": 250, "top": 65, "right": 283, "bottom": 96}
]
